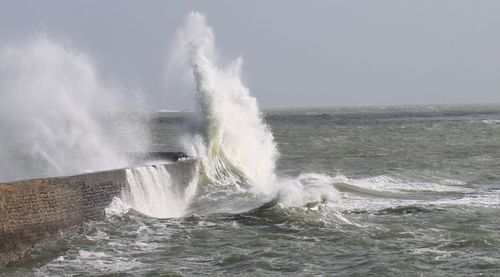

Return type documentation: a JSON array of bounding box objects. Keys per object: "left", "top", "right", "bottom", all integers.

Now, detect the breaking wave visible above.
[
  {"left": 166, "top": 12, "right": 486, "bottom": 217},
  {"left": 171, "top": 12, "right": 277, "bottom": 195},
  {"left": 167, "top": 13, "right": 341, "bottom": 213}
]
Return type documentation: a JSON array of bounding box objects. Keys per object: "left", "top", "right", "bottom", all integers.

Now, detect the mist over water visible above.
[{"left": 0, "top": 35, "right": 147, "bottom": 182}]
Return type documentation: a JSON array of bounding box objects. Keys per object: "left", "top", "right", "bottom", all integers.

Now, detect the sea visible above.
[
  {"left": 3, "top": 104, "right": 500, "bottom": 276},
  {"left": 2, "top": 12, "right": 500, "bottom": 277}
]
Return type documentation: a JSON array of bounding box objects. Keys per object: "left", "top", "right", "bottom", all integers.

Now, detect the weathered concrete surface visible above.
[{"left": 0, "top": 158, "right": 198, "bottom": 266}]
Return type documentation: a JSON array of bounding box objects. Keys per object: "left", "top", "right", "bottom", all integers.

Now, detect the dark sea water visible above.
[{"left": 3, "top": 105, "right": 500, "bottom": 276}]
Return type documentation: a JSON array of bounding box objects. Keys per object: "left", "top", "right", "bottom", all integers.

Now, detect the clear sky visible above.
[{"left": 1, "top": 0, "right": 499, "bottom": 110}]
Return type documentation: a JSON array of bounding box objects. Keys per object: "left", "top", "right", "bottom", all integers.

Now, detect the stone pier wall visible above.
[{"left": 0, "top": 159, "right": 198, "bottom": 266}]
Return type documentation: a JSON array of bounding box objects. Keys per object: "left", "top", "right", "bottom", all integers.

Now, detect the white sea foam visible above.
[
  {"left": 38, "top": 250, "right": 145, "bottom": 274},
  {"left": 430, "top": 193, "right": 500, "bottom": 208},
  {"left": 274, "top": 173, "right": 339, "bottom": 207},
  {"left": 481, "top": 119, "right": 500, "bottom": 125},
  {"left": 105, "top": 197, "right": 131, "bottom": 217}
]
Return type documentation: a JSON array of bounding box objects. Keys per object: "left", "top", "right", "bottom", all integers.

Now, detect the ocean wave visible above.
[
  {"left": 481, "top": 119, "right": 500, "bottom": 125},
  {"left": 332, "top": 175, "right": 470, "bottom": 193}
]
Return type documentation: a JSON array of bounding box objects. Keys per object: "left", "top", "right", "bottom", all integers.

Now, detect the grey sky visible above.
[{"left": 1, "top": 1, "right": 499, "bottom": 110}]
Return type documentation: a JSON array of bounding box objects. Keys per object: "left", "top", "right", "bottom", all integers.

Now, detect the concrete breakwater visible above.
[{"left": 0, "top": 154, "right": 198, "bottom": 266}]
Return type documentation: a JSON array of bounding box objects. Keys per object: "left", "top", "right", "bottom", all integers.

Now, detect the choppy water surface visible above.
[{"left": 4, "top": 105, "right": 500, "bottom": 276}]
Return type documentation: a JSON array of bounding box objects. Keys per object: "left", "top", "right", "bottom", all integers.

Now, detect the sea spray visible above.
[
  {"left": 0, "top": 35, "right": 147, "bottom": 182},
  {"left": 171, "top": 12, "right": 278, "bottom": 194}
]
